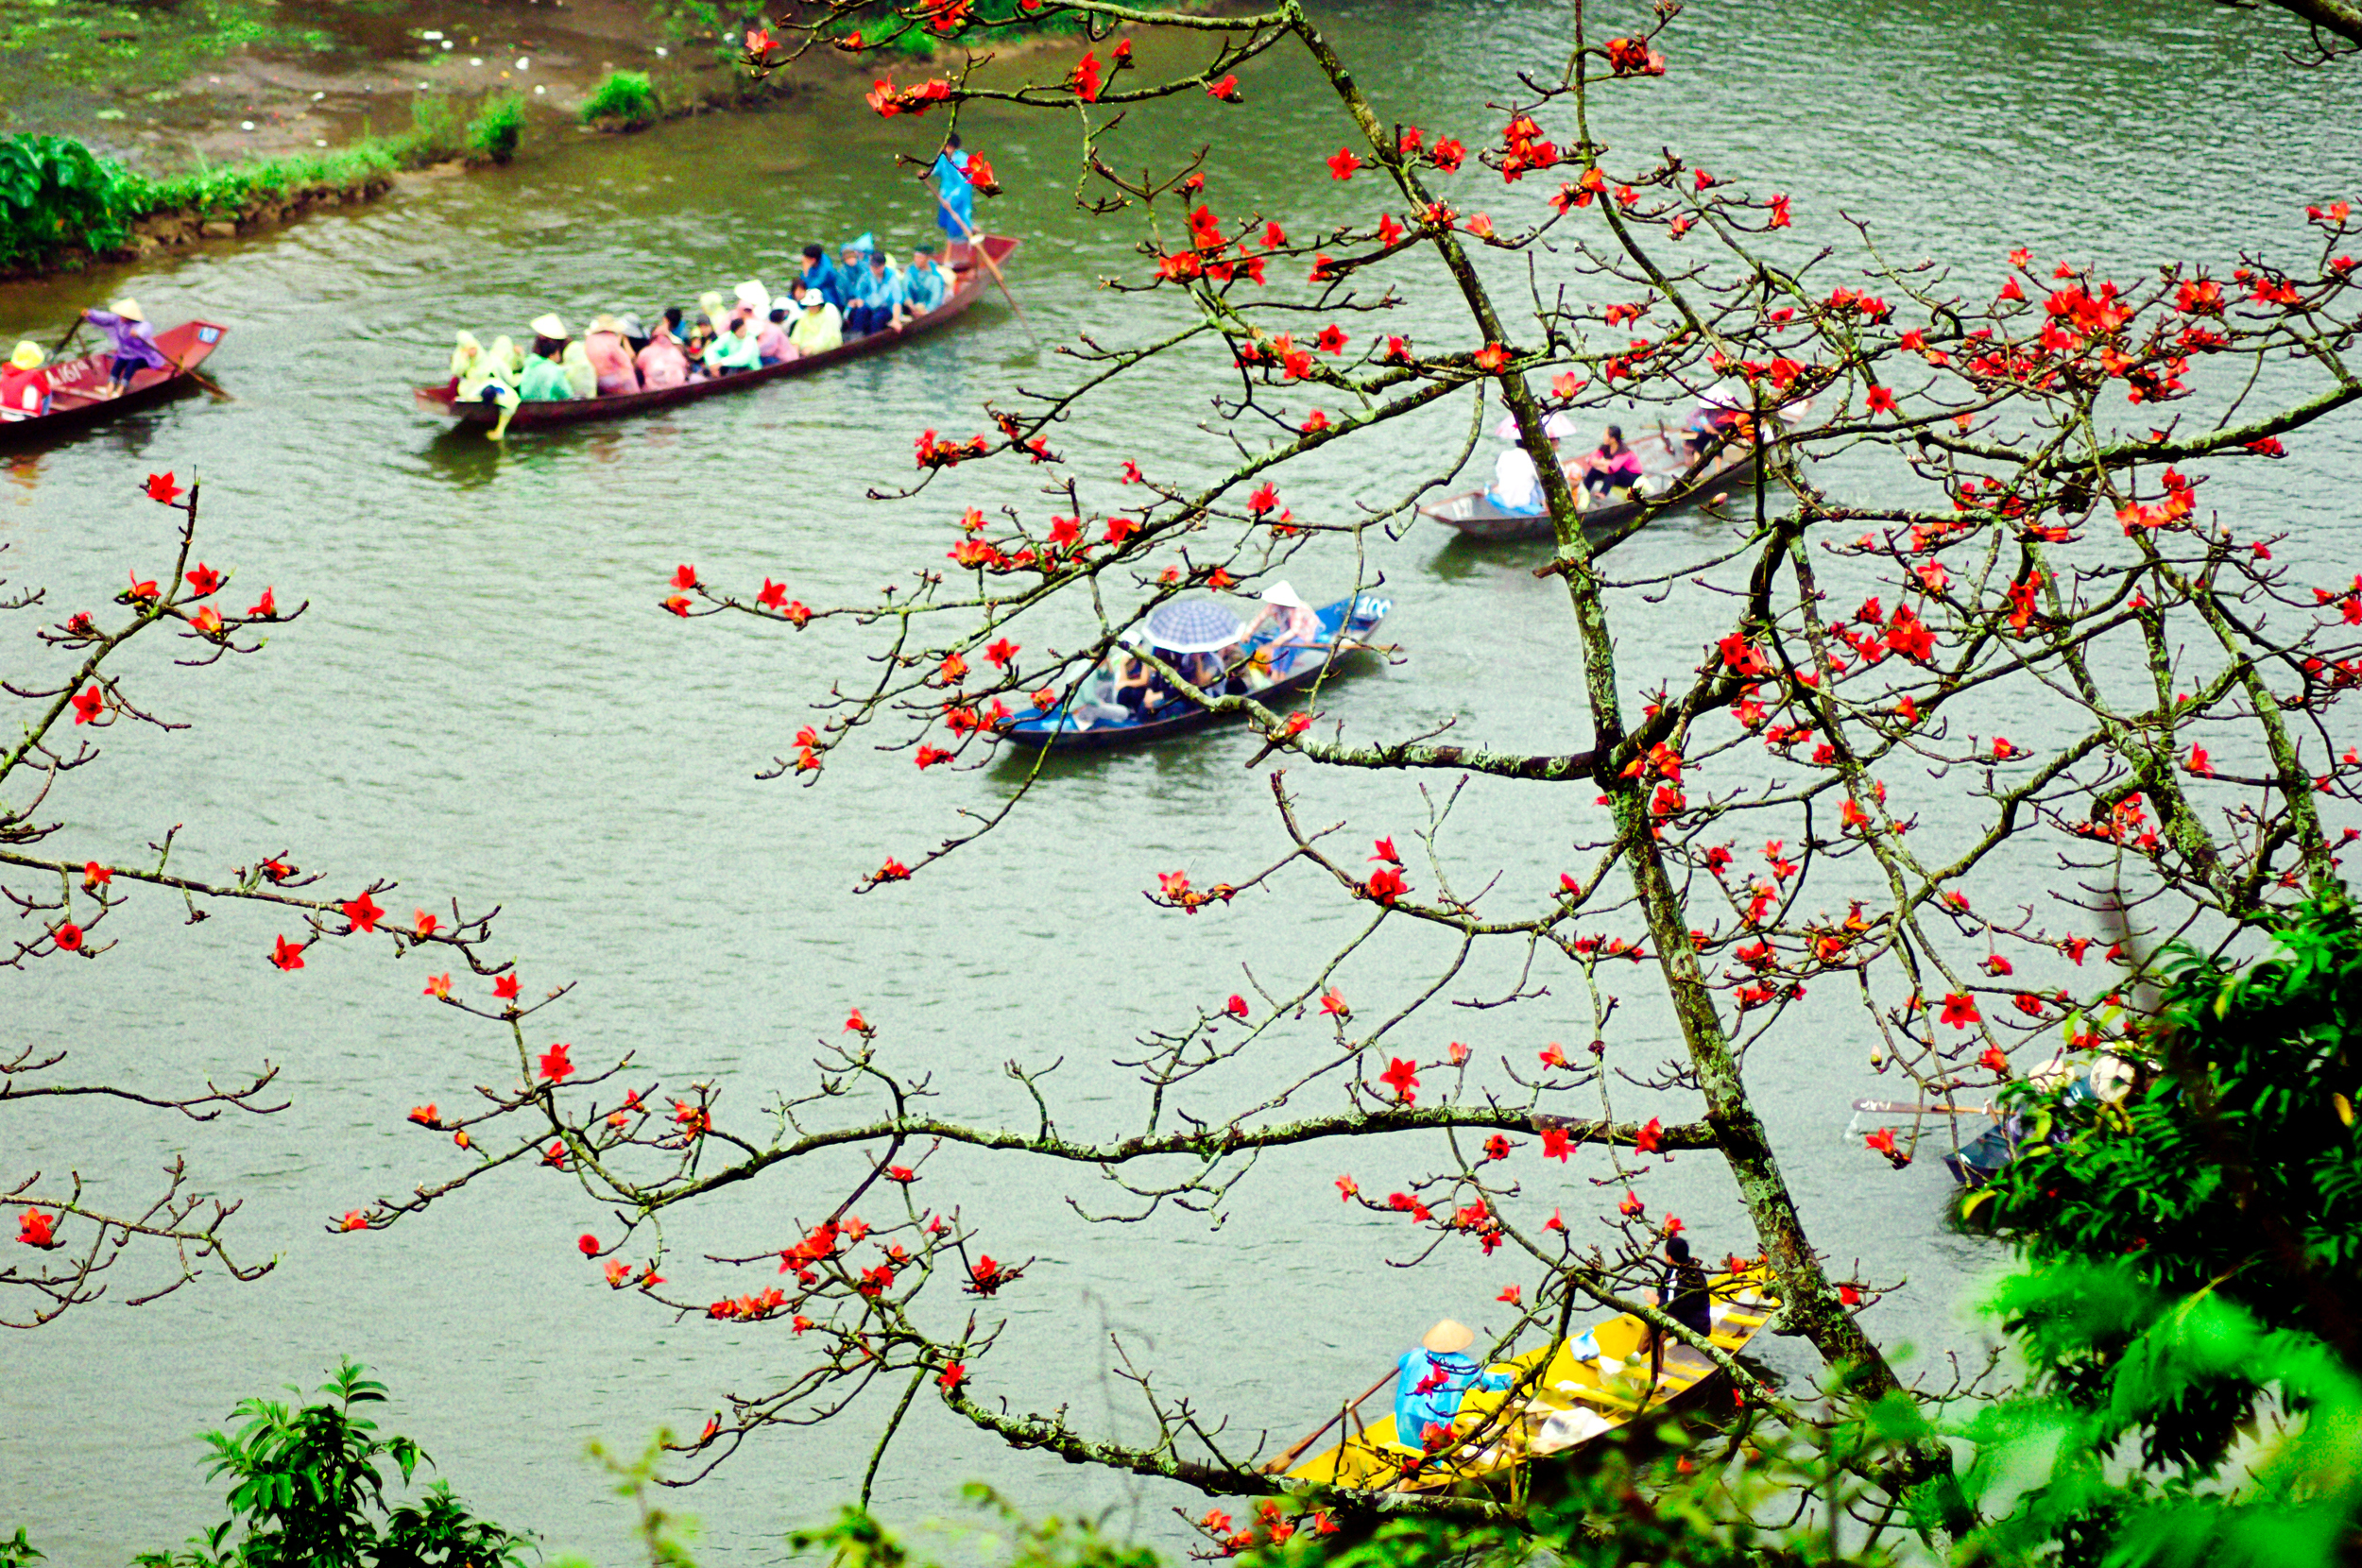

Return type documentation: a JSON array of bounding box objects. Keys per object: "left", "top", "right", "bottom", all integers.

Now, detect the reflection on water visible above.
[{"left": 0, "top": 2, "right": 2356, "bottom": 1563}]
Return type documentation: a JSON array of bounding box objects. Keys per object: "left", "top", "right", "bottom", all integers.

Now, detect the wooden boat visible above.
[
  {"left": 414, "top": 234, "right": 1019, "bottom": 429},
  {"left": 1276, "top": 1268, "right": 1779, "bottom": 1494},
  {"left": 995, "top": 593, "right": 1390, "bottom": 754},
  {"left": 0, "top": 320, "right": 229, "bottom": 448},
  {"left": 1421, "top": 401, "right": 1806, "bottom": 545}
]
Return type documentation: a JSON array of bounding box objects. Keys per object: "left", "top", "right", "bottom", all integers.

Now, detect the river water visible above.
[{"left": 4, "top": 2, "right": 2358, "bottom": 1562}]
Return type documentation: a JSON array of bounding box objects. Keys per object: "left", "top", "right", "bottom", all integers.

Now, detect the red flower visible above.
[
  {"left": 246, "top": 587, "right": 277, "bottom": 619},
  {"left": 672, "top": 564, "right": 698, "bottom": 590},
  {"left": 1541, "top": 1127, "right": 1573, "bottom": 1162},
  {"left": 340, "top": 893, "right": 384, "bottom": 933},
  {"left": 1664, "top": 1216, "right": 1686, "bottom": 1237},
  {"left": 1069, "top": 51, "right": 1103, "bottom": 101},
  {"left": 1977, "top": 1046, "right": 2011, "bottom": 1074},
  {"left": 1335, "top": 1175, "right": 1359, "bottom": 1202},
  {"left": 1939, "top": 993, "right": 1980, "bottom": 1029},
  {"left": 984, "top": 637, "right": 1019, "bottom": 668},
  {"left": 539, "top": 1042, "right": 574, "bottom": 1082},
  {"left": 1315, "top": 324, "right": 1348, "bottom": 353},
  {"left": 415, "top": 910, "right": 439, "bottom": 939},
  {"left": 938, "top": 1361, "right": 967, "bottom": 1392},
  {"left": 422, "top": 973, "right": 451, "bottom": 997},
  {"left": 916, "top": 745, "right": 953, "bottom": 769},
  {"left": 1319, "top": 987, "right": 1349, "bottom": 1017},
  {"left": 1617, "top": 1190, "right": 1644, "bottom": 1218},
  {"left": 1207, "top": 73, "right": 1241, "bottom": 102},
  {"left": 191, "top": 605, "right": 224, "bottom": 638},
  {"left": 341, "top": 1210, "right": 369, "bottom": 1233},
  {"left": 145, "top": 471, "right": 183, "bottom": 504},
  {"left": 578, "top": 1233, "right": 601, "bottom": 1255},
  {"left": 70, "top": 685, "right": 103, "bottom": 724},
  {"left": 126, "top": 572, "right": 159, "bottom": 602},
  {"left": 1865, "top": 1128, "right": 1897, "bottom": 1156},
  {"left": 1379, "top": 1057, "right": 1420, "bottom": 1103},
  {"left": 1839, "top": 1284, "right": 1861, "bottom": 1305},
  {"left": 846, "top": 1008, "right": 871, "bottom": 1032},
  {"left": 271, "top": 934, "right": 306, "bottom": 971},
  {"left": 407, "top": 1104, "right": 438, "bottom": 1126},
  {"left": 885, "top": 1165, "right": 916, "bottom": 1183},
  {"left": 1634, "top": 1116, "right": 1663, "bottom": 1153},
  {"left": 494, "top": 973, "right": 521, "bottom": 1000},
  {"left": 1430, "top": 138, "right": 1465, "bottom": 171},
  {"left": 52, "top": 922, "right": 83, "bottom": 952},
  {"left": 1471, "top": 343, "right": 1509, "bottom": 372},
  {"left": 1865, "top": 385, "right": 1897, "bottom": 415},
  {"left": 1365, "top": 866, "right": 1408, "bottom": 903},
  {"left": 1225, "top": 993, "right": 1250, "bottom": 1017},
  {"left": 758, "top": 579, "right": 789, "bottom": 609},
  {"left": 1245, "top": 482, "right": 1279, "bottom": 515},
  {"left": 1326, "top": 147, "right": 1363, "bottom": 180},
  {"left": 82, "top": 861, "right": 111, "bottom": 890},
  {"left": 185, "top": 563, "right": 222, "bottom": 597},
  {"left": 17, "top": 1209, "right": 59, "bottom": 1248},
  {"left": 1497, "top": 1284, "right": 1522, "bottom": 1304},
  {"left": 663, "top": 595, "right": 692, "bottom": 618},
  {"left": 1538, "top": 1042, "right": 1567, "bottom": 1067}
]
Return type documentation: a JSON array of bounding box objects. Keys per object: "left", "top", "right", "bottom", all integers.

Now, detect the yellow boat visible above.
[{"left": 1275, "top": 1270, "right": 1779, "bottom": 1492}]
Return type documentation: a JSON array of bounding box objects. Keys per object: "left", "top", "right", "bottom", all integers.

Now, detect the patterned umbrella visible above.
[{"left": 1141, "top": 599, "right": 1246, "bottom": 653}]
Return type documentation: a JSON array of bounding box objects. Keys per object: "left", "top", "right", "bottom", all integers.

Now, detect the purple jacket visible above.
[{"left": 84, "top": 310, "right": 170, "bottom": 372}]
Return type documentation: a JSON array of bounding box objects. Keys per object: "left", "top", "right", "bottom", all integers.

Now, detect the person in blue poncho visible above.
[
  {"left": 796, "top": 244, "right": 847, "bottom": 311},
  {"left": 928, "top": 133, "right": 975, "bottom": 258},
  {"left": 844, "top": 249, "right": 906, "bottom": 334},
  {"left": 903, "top": 242, "right": 949, "bottom": 316},
  {"left": 1394, "top": 1319, "right": 1513, "bottom": 1452}
]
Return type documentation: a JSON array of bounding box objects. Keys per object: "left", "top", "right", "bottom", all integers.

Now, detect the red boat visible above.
[
  {"left": 415, "top": 234, "right": 1020, "bottom": 430},
  {"left": 0, "top": 320, "right": 230, "bottom": 447}
]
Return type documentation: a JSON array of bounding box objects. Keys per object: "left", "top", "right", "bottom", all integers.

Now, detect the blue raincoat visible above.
[{"left": 1394, "top": 1348, "right": 1513, "bottom": 1450}]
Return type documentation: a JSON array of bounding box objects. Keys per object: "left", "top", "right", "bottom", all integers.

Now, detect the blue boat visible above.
[{"left": 996, "top": 592, "right": 1392, "bottom": 752}]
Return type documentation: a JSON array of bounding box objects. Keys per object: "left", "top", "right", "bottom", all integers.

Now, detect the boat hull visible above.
[
  {"left": 417, "top": 234, "right": 1018, "bottom": 428},
  {"left": 0, "top": 320, "right": 228, "bottom": 448},
  {"left": 1422, "top": 444, "right": 1764, "bottom": 544}
]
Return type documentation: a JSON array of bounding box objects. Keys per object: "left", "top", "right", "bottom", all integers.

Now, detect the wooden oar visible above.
[
  {"left": 1260, "top": 1367, "right": 1397, "bottom": 1475},
  {"left": 931, "top": 186, "right": 1039, "bottom": 348}
]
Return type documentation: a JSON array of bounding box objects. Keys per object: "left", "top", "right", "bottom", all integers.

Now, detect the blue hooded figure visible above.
[{"left": 1394, "top": 1318, "right": 1513, "bottom": 1451}]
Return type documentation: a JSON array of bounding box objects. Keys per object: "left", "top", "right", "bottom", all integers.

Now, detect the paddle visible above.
[
  {"left": 931, "top": 186, "right": 1040, "bottom": 348},
  {"left": 1260, "top": 1366, "right": 1398, "bottom": 1475}
]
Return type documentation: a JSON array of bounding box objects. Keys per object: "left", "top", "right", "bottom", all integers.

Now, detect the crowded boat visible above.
[{"left": 444, "top": 234, "right": 958, "bottom": 437}]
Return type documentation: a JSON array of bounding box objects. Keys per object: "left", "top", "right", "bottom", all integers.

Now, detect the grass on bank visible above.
[
  {"left": 580, "top": 70, "right": 660, "bottom": 128},
  {"left": 0, "top": 92, "right": 522, "bottom": 272}
]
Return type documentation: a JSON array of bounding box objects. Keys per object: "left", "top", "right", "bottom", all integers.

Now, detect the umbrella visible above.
[
  {"left": 1141, "top": 600, "right": 1246, "bottom": 653},
  {"left": 1491, "top": 410, "right": 1581, "bottom": 442}
]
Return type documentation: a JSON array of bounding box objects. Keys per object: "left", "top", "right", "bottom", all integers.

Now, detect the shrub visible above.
[
  {"left": 467, "top": 94, "right": 524, "bottom": 164},
  {"left": 0, "top": 133, "right": 137, "bottom": 267},
  {"left": 580, "top": 71, "right": 659, "bottom": 128}
]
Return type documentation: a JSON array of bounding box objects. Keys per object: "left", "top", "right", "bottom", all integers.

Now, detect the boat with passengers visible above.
[
  {"left": 1421, "top": 392, "right": 1809, "bottom": 544},
  {"left": 415, "top": 233, "right": 1018, "bottom": 431},
  {"left": 996, "top": 585, "right": 1391, "bottom": 753},
  {"left": 0, "top": 319, "right": 229, "bottom": 449},
  {"left": 1271, "top": 1265, "right": 1780, "bottom": 1494}
]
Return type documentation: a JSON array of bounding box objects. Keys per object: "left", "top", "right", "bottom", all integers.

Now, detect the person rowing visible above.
[
  {"left": 1394, "top": 1320, "right": 1515, "bottom": 1454},
  {"left": 928, "top": 132, "right": 976, "bottom": 266},
  {"left": 82, "top": 298, "right": 170, "bottom": 400}
]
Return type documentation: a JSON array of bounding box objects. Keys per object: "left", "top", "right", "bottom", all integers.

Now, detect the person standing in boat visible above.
[
  {"left": 2, "top": 342, "right": 53, "bottom": 421},
  {"left": 81, "top": 298, "right": 170, "bottom": 400},
  {"left": 1394, "top": 1320, "right": 1515, "bottom": 1453},
  {"left": 928, "top": 133, "right": 976, "bottom": 264},
  {"left": 1648, "top": 1236, "right": 1715, "bottom": 1384}
]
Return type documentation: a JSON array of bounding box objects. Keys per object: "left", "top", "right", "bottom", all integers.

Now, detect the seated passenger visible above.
[
  {"left": 1583, "top": 424, "right": 1644, "bottom": 497},
  {"left": 790, "top": 289, "right": 845, "bottom": 356},
  {"left": 585, "top": 315, "right": 640, "bottom": 397},
  {"left": 1487, "top": 437, "right": 1548, "bottom": 515},
  {"left": 617, "top": 314, "right": 652, "bottom": 355},
  {"left": 904, "top": 243, "right": 950, "bottom": 315},
  {"left": 1246, "top": 582, "right": 1322, "bottom": 652},
  {"left": 517, "top": 322, "right": 574, "bottom": 401},
  {"left": 796, "top": 243, "right": 847, "bottom": 310},
  {"left": 844, "top": 250, "right": 907, "bottom": 334},
  {"left": 3, "top": 341, "right": 54, "bottom": 421},
  {"left": 705, "top": 315, "right": 763, "bottom": 375},
  {"left": 1109, "top": 655, "right": 1155, "bottom": 714},
  {"left": 1395, "top": 1320, "right": 1514, "bottom": 1454},
  {"left": 561, "top": 340, "right": 599, "bottom": 399},
  {"left": 756, "top": 307, "right": 796, "bottom": 366},
  {"left": 636, "top": 320, "right": 692, "bottom": 390},
  {"left": 454, "top": 332, "right": 522, "bottom": 438}
]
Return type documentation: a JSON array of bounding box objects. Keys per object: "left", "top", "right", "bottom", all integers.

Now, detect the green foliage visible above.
[
  {"left": 467, "top": 95, "right": 525, "bottom": 165},
  {"left": 1973, "top": 893, "right": 2362, "bottom": 1468},
  {"left": 0, "top": 1525, "right": 42, "bottom": 1568},
  {"left": 1959, "top": 1262, "right": 2362, "bottom": 1568},
  {"left": 581, "top": 72, "right": 660, "bottom": 128},
  {"left": 546, "top": 1433, "right": 700, "bottom": 1568},
  {"left": 0, "top": 133, "right": 137, "bottom": 267},
  {"left": 132, "top": 1359, "right": 532, "bottom": 1568}
]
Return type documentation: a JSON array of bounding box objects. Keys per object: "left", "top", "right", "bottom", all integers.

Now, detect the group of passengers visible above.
[
  {"left": 1104, "top": 584, "right": 1326, "bottom": 717},
  {"left": 1485, "top": 391, "right": 1757, "bottom": 516},
  {"left": 447, "top": 236, "right": 956, "bottom": 435}
]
